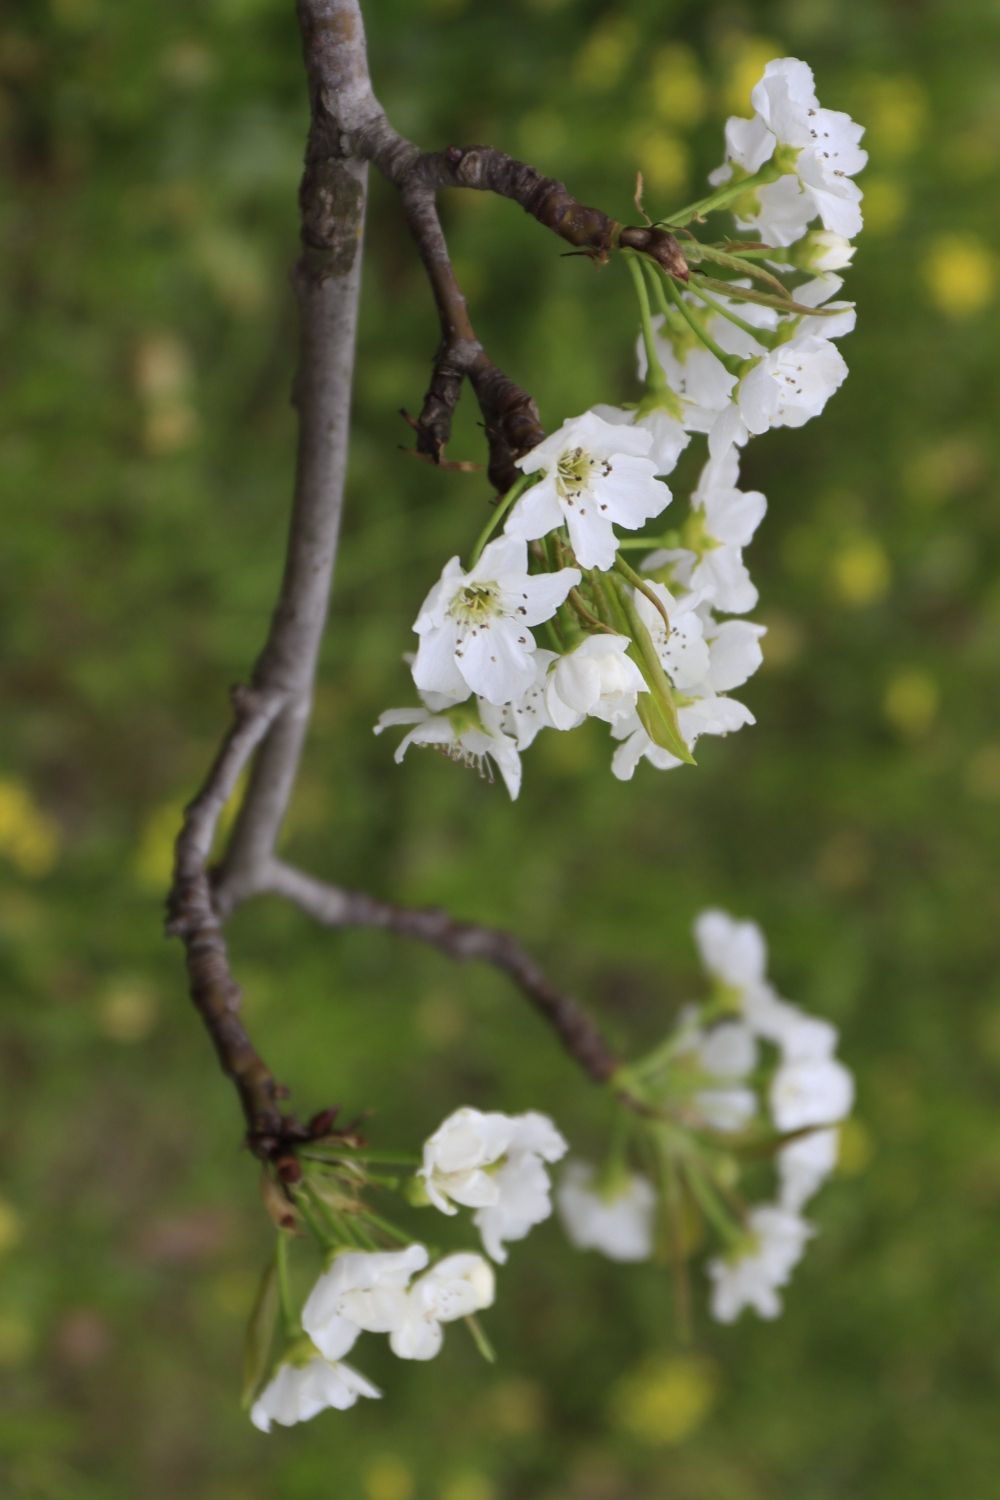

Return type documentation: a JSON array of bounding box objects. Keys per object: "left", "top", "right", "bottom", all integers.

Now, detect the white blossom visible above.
[
  {"left": 544, "top": 635, "right": 647, "bottom": 730},
  {"left": 302, "top": 1245, "right": 429, "bottom": 1361},
  {"left": 711, "top": 57, "right": 867, "bottom": 244},
  {"left": 646, "top": 450, "right": 766, "bottom": 614},
  {"left": 707, "top": 1204, "right": 814, "bottom": 1322},
  {"left": 609, "top": 601, "right": 761, "bottom": 779},
  {"left": 790, "top": 229, "right": 856, "bottom": 272},
  {"left": 638, "top": 293, "right": 776, "bottom": 435},
  {"left": 389, "top": 1253, "right": 495, "bottom": 1361},
  {"left": 690, "top": 1020, "right": 759, "bottom": 1132},
  {"left": 375, "top": 695, "right": 523, "bottom": 800},
  {"left": 694, "top": 910, "right": 769, "bottom": 994},
  {"left": 419, "top": 1107, "right": 568, "bottom": 1262},
  {"left": 508, "top": 411, "right": 671, "bottom": 571},
  {"left": 778, "top": 1127, "right": 839, "bottom": 1211},
  {"left": 709, "top": 333, "right": 848, "bottom": 458},
  {"left": 770, "top": 1054, "right": 855, "bottom": 1132},
  {"left": 557, "top": 1161, "right": 655, "bottom": 1262},
  {"left": 498, "top": 650, "right": 557, "bottom": 750},
  {"left": 250, "top": 1353, "right": 380, "bottom": 1432},
  {"left": 411, "top": 535, "right": 579, "bottom": 706},
  {"left": 589, "top": 401, "right": 690, "bottom": 476},
  {"left": 790, "top": 273, "right": 857, "bottom": 340}
]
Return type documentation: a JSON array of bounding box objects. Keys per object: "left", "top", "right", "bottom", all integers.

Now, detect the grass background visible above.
[{"left": 2, "top": 0, "right": 1000, "bottom": 1495}]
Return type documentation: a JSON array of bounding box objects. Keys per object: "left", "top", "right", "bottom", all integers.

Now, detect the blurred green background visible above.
[{"left": 3, "top": 0, "right": 1000, "bottom": 1495}]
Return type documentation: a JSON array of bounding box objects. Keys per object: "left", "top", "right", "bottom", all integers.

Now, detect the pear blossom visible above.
[
  {"left": 589, "top": 401, "right": 690, "bottom": 476},
  {"left": 557, "top": 1161, "right": 655, "bottom": 1262},
  {"left": 375, "top": 694, "right": 522, "bottom": 799},
  {"left": 609, "top": 601, "right": 761, "bottom": 779},
  {"left": 418, "top": 1106, "right": 568, "bottom": 1262},
  {"left": 411, "top": 535, "right": 579, "bottom": 706},
  {"left": 786, "top": 228, "right": 856, "bottom": 272},
  {"left": 389, "top": 1253, "right": 495, "bottom": 1360},
  {"left": 789, "top": 273, "right": 857, "bottom": 340},
  {"left": 544, "top": 635, "right": 647, "bottom": 730},
  {"left": 694, "top": 909, "right": 769, "bottom": 995},
  {"left": 707, "top": 1203, "right": 814, "bottom": 1322},
  {"left": 508, "top": 411, "right": 671, "bottom": 571},
  {"left": 711, "top": 58, "right": 867, "bottom": 244},
  {"left": 778, "top": 1126, "right": 839, "bottom": 1211},
  {"left": 302, "top": 1245, "right": 429, "bottom": 1361},
  {"left": 690, "top": 1020, "right": 759, "bottom": 1132},
  {"left": 498, "top": 650, "right": 557, "bottom": 750},
  {"left": 709, "top": 333, "right": 849, "bottom": 458},
  {"left": 637, "top": 293, "right": 776, "bottom": 435},
  {"left": 770, "top": 1054, "right": 855, "bottom": 1132},
  {"left": 250, "top": 1352, "right": 380, "bottom": 1432},
  {"left": 645, "top": 450, "right": 766, "bottom": 614}
]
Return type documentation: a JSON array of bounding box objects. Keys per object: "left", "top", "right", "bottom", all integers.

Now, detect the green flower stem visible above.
[
  {"left": 614, "top": 530, "right": 682, "bottom": 553},
  {"left": 359, "top": 1208, "right": 414, "bottom": 1245},
  {"left": 611, "top": 572, "right": 695, "bottom": 765},
  {"left": 275, "top": 1231, "right": 298, "bottom": 1339},
  {"left": 468, "top": 473, "right": 533, "bottom": 566},
  {"left": 464, "top": 1314, "right": 497, "bottom": 1364},
  {"left": 624, "top": 251, "right": 669, "bottom": 391},
  {"left": 614, "top": 555, "right": 671, "bottom": 635},
  {"left": 567, "top": 586, "right": 616, "bottom": 635},
  {"left": 663, "top": 161, "right": 783, "bottom": 229},
  {"left": 589, "top": 568, "right": 632, "bottom": 636},
  {"left": 656, "top": 273, "right": 744, "bottom": 375},
  {"left": 680, "top": 1156, "right": 743, "bottom": 1248},
  {"left": 292, "top": 1184, "right": 340, "bottom": 1249},
  {"left": 688, "top": 279, "right": 778, "bottom": 348}
]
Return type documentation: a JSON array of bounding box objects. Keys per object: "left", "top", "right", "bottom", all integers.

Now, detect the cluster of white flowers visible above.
[
  {"left": 377, "top": 57, "right": 863, "bottom": 797},
  {"left": 556, "top": 909, "right": 854, "bottom": 1324},
  {"left": 250, "top": 1106, "right": 566, "bottom": 1432}
]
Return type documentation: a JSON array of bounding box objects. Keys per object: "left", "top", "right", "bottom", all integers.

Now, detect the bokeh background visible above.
[{"left": 3, "top": 0, "right": 1000, "bottom": 1495}]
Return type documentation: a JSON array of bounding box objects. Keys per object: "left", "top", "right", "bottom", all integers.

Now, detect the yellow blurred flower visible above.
[
  {"left": 364, "top": 1456, "right": 414, "bottom": 1500},
  {"left": 627, "top": 129, "right": 690, "bottom": 200},
  {"left": 134, "top": 779, "right": 244, "bottom": 891},
  {"left": 829, "top": 535, "right": 891, "bottom": 607},
  {"left": 862, "top": 176, "right": 907, "bottom": 236},
  {"left": 965, "top": 744, "right": 1000, "bottom": 801},
  {"left": 134, "top": 332, "right": 199, "bottom": 455},
  {"left": 837, "top": 1119, "right": 873, "bottom": 1177},
  {"left": 612, "top": 1353, "right": 719, "bottom": 1445},
  {"left": 859, "top": 75, "right": 928, "bottom": 159},
  {"left": 441, "top": 1477, "right": 496, "bottom": 1500},
  {"left": 0, "top": 1198, "right": 24, "bottom": 1255},
  {"left": 883, "top": 670, "right": 939, "bottom": 739},
  {"left": 719, "top": 36, "right": 781, "bottom": 116},
  {"left": 0, "top": 1312, "right": 34, "bottom": 1367},
  {"left": 573, "top": 17, "right": 638, "bottom": 92},
  {"left": 484, "top": 1376, "right": 546, "bottom": 1435},
  {"left": 922, "top": 233, "right": 998, "bottom": 319},
  {"left": 0, "top": 778, "right": 59, "bottom": 877},
  {"left": 98, "top": 979, "right": 160, "bottom": 1043},
  {"left": 648, "top": 44, "right": 706, "bottom": 127}
]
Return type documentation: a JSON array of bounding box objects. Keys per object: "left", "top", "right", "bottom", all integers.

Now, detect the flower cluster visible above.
[
  {"left": 377, "top": 57, "right": 864, "bottom": 797},
  {"left": 557, "top": 909, "right": 854, "bottom": 1323},
  {"left": 248, "top": 1106, "right": 567, "bottom": 1432}
]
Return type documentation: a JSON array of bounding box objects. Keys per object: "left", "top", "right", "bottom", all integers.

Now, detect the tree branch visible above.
[
  {"left": 244, "top": 860, "right": 620, "bottom": 1086},
  {"left": 168, "top": 0, "right": 642, "bottom": 1152}
]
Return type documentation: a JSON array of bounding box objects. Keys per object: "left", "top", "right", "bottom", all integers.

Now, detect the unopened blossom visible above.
[
  {"left": 411, "top": 535, "right": 579, "bottom": 706},
  {"left": 250, "top": 1352, "right": 380, "bottom": 1432},
  {"left": 590, "top": 400, "right": 690, "bottom": 477},
  {"left": 375, "top": 694, "right": 522, "bottom": 800},
  {"left": 690, "top": 1020, "right": 759, "bottom": 1132},
  {"left": 778, "top": 1127, "right": 839, "bottom": 1211},
  {"left": 302, "top": 1245, "right": 429, "bottom": 1361},
  {"left": 707, "top": 1204, "right": 813, "bottom": 1322},
  {"left": 711, "top": 57, "right": 867, "bottom": 244},
  {"left": 788, "top": 228, "right": 856, "bottom": 272},
  {"left": 390, "top": 1253, "right": 495, "bottom": 1361},
  {"left": 544, "top": 635, "right": 647, "bottom": 731},
  {"left": 770, "top": 1054, "right": 855, "bottom": 1132},
  {"left": 709, "top": 333, "right": 848, "bottom": 457},
  {"left": 508, "top": 411, "right": 670, "bottom": 571},
  {"left": 557, "top": 1161, "right": 655, "bottom": 1262},
  {"left": 646, "top": 450, "right": 766, "bottom": 614}
]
